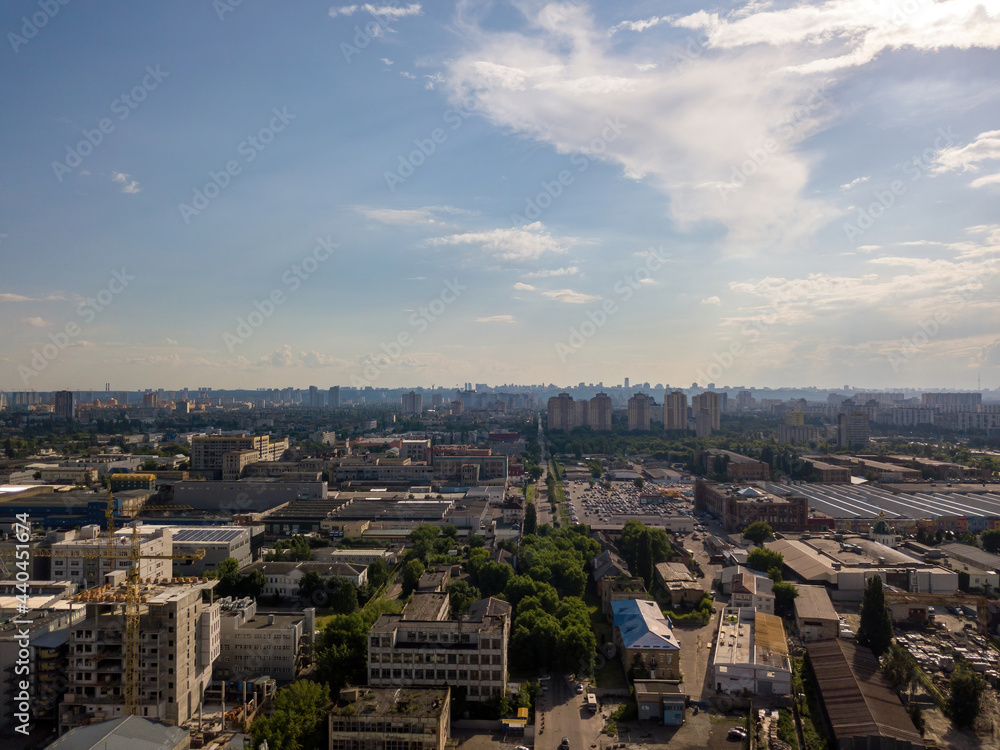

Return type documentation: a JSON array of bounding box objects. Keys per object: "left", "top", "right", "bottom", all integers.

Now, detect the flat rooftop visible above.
[
  {"left": 332, "top": 687, "right": 449, "bottom": 718},
  {"left": 764, "top": 481, "right": 1000, "bottom": 520}
]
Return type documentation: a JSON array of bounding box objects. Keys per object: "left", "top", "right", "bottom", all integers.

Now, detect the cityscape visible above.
[{"left": 3, "top": 1, "right": 1000, "bottom": 750}]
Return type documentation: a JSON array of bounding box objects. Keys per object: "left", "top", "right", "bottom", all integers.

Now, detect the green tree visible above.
[
  {"left": 408, "top": 525, "right": 441, "bottom": 562},
  {"left": 447, "top": 580, "right": 481, "bottom": 616},
  {"left": 743, "top": 521, "right": 774, "bottom": 546},
  {"left": 857, "top": 574, "right": 893, "bottom": 658},
  {"left": 773, "top": 581, "right": 798, "bottom": 617},
  {"left": 880, "top": 643, "right": 916, "bottom": 694},
  {"left": 298, "top": 571, "right": 326, "bottom": 603},
  {"left": 524, "top": 502, "right": 538, "bottom": 534},
  {"left": 747, "top": 548, "right": 784, "bottom": 575},
  {"left": 401, "top": 559, "right": 425, "bottom": 595},
  {"left": 477, "top": 561, "right": 514, "bottom": 597},
  {"left": 469, "top": 534, "right": 486, "bottom": 549},
  {"left": 329, "top": 579, "right": 360, "bottom": 614},
  {"left": 366, "top": 558, "right": 390, "bottom": 590},
  {"left": 981, "top": 528, "right": 1000, "bottom": 554},
  {"left": 948, "top": 662, "right": 984, "bottom": 728},
  {"left": 249, "top": 679, "right": 330, "bottom": 750},
  {"left": 240, "top": 568, "right": 266, "bottom": 598}
]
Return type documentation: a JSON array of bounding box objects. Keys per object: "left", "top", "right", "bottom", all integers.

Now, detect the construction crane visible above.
[{"left": 2, "top": 492, "right": 208, "bottom": 716}]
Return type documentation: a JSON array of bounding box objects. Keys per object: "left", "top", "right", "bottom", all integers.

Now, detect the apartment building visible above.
[
  {"left": 546, "top": 392, "right": 613, "bottom": 432},
  {"left": 402, "top": 391, "right": 423, "bottom": 415},
  {"left": 837, "top": 412, "right": 870, "bottom": 448},
  {"left": 664, "top": 391, "right": 687, "bottom": 430},
  {"left": 691, "top": 391, "right": 722, "bottom": 432},
  {"left": 628, "top": 393, "right": 654, "bottom": 431},
  {"left": 589, "top": 392, "right": 613, "bottom": 431},
  {"left": 215, "top": 596, "right": 315, "bottom": 681},
  {"left": 367, "top": 594, "right": 511, "bottom": 700},
  {"left": 60, "top": 577, "right": 221, "bottom": 731}
]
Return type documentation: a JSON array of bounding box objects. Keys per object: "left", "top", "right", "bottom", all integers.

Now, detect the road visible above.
[{"left": 535, "top": 675, "right": 604, "bottom": 750}]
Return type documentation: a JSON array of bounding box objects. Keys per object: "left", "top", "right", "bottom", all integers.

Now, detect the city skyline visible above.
[{"left": 2, "top": 1, "right": 999, "bottom": 391}]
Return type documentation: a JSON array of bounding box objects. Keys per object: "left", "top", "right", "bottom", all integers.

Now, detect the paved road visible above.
[{"left": 535, "top": 676, "right": 604, "bottom": 750}]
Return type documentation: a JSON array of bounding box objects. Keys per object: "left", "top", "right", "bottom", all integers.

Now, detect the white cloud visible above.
[
  {"left": 380, "top": 58, "right": 394, "bottom": 66},
  {"left": 112, "top": 171, "right": 140, "bottom": 194},
  {"left": 840, "top": 176, "right": 870, "bottom": 190},
  {"left": 701, "top": 296, "right": 721, "bottom": 305},
  {"left": 540, "top": 288, "right": 602, "bottom": 304},
  {"left": 358, "top": 205, "right": 474, "bottom": 226},
  {"left": 933, "top": 129, "right": 1000, "bottom": 188},
  {"left": 513, "top": 282, "right": 536, "bottom": 291},
  {"left": 300, "top": 351, "right": 351, "bottom": 367},
  {"left": 522, "top": 266, "right": 580, "bottom": 278},
  {"left": 329, "top": 4, "right": 421, "bottom": 19},
  {"left": 427, "top": 222, "right": 578, "bottom": 261},
  {"left": 260, "top": 345, "right": 297, "bottom": 368},
  {"left": 0, "top": 292, "right": 65, "bottom": 302},
  {"left": 442, "top": 1, "right": 1000, "bottom": 250},
  {"left": 160, "top": 338, "right": 179, "bottom": 345},
  {"left": 23, "top": 316, "right": 48, "bottom": 327},
  {"left": 475, "top": 315, "right": 517, "bottom": 323},
  {"left": 401, "top": 71, "right": 416, "bottom": 79},
  {"left": 610, "top": 16, "right": 669, "bottom": 35}
]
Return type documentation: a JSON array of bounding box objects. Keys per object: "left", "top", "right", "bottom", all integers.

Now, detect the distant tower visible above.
[{"left": 329, "top": 386, "right": 341, "bottom": 409}]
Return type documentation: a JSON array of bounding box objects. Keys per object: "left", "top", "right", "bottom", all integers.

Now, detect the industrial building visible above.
[
  {"left": 215, "top": 596, "right": 315, "bottom": 682},
  {"left": 45, "top": 716, "right": 191, "bottom": 750},
  {"left": 611, "top": 598, "right": 682, "bottom": 680},
  {"left": 168, "top": 526, "right": 252, "bottom": 576},
  {"left": 171, "top": 479, "right": 327, "bottom": 514},
  {"left": 712, "top": 608, "right": 791, "bottom": 697},
  {"left": 367, "top": 594, "right": 510, "bottom": 700},
  {"left": 329, "top": 687, "right": 450, "bottom": 750},
  {"left": 807, "top": 639, "right": 924, "bottom": 750},
  {"left": 695, "top": 481, "right": 808, "bottom": 533},
  {"left": 793, "top": 585, "right": 840, "bottom": 642},
  {"left": 634, "top": 680, "right": 685, "bottom": 725}
]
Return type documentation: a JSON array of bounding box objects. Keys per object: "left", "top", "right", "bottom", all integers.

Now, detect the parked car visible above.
[{"left": 728, "top": 727, "right": 747, "bottom": 740}]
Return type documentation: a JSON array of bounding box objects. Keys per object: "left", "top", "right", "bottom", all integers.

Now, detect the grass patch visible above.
[
  {"left": 777, "top": 708, "right": 799, "bottom": 750},
  {"left": 603, "top": 701, "right": 637, "bottom": 735},
  {"left": 793, "top": 657, "right": 831, "bottom": 750}
]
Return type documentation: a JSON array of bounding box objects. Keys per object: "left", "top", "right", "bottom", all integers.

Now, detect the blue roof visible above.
[{"left": 611, "top": 599, "right": 680, "bottom": 650}]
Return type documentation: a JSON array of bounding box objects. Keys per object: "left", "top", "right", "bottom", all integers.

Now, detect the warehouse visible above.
[{"left": 793, "top": 585, "right": 840, "bottom": 642}]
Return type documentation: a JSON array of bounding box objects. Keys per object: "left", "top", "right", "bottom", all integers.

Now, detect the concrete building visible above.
[
  {"left": 243, "top": 561, "right": 368, "bottom": 599},
  {"left": 109, "top": 473, "right": 157, "bottom": 491},
  {"left": 794, "top": 585, "right": 840, "bottom": 642},
  {"left": 837, "top": 412, "right": 870, "bottom": 448},
  {"left": 368, "top": 595, "right": 510, "bottom": 700},
  {"left": 432, "top": 455, "right": 508, "bottom": 486},
  {"left": 329, "top": 687, "right": 450, "bottom": 750},
  {"left": 50, "top": 525, "right": 174, "bottom": 589},
  {"left": 653, "top": 563, "right": 703, "bottom": 606},
  {"left": 634, "top": 680, "right": 685, "bottom": 725},
  {"left": 712, "top": 608, "right": 792, "bottom": 697},
  {"left": 627, "top": 393, "right": 654, "bottom": 431},
  {"left": 168, "top": 527, "right": 252, "bottom": 576},
  {"left": 402, "top": 391, "right": 423, "bottom": 415},
  {"left": 400, "top": 439, "right": 432, "bottom": 463},
  {"left": 589, "top": 392, "right": 613, "bottom": 431},
  {"left": 804, "top": 459, "right": 852, "bottom": 483},
  {"left": 729, "top": 571, "right": 775, "bottom": 614},
  {"left": 705, "top": 450, "right": 770, "bottom": 481},
  {"left": 664, "top": 391, "right": 687, "bottom": 431},
  {"left": 190, "top": 434, "right": 289, "bottom": 478},
  {"left": 611, "top": 598, "right": 681, "bottom": 680},
  {"left": 691, "top": 391, "right": 722, "bottom": 432},
  {"left": 215, "top": 596, "right": 314, "bottom": 682},
  {"left": 59, "top": 577, "right": 220, "bottom": 731},
  {"left": 329, "top": 386, "right": 341, "bottom": 409},
  {"left": 547, "top": 392, "right": 578, "bottom": 431},
  {"left": 171, "top": 479, "right": 327, "bottom": 513},
  {"left": 54, "top": 390, "right": 76, "bottom": 420},
  {"left": 778, "top": 424, "right": 820, "bottom": 444}
]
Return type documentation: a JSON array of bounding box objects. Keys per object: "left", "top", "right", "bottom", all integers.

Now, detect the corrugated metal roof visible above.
[
  {"left": 46, "top": 716, "right": 188, "bottom": 750},
  {"left": 807, "top": 639, "right": 924, "bottom": 747}
]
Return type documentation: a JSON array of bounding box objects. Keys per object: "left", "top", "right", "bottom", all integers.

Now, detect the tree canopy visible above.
[
  {"left": 857, "top": 574, "right": 893, "bottom": 658},
  {"left": 948, "top": 662, "right": 985, "bottom": 728},
  {"left": 743, "top": 521, "right": 774, "bottom": 545},
  {"left": 746, "top": 547, "right": 784, "bottom": 575}
]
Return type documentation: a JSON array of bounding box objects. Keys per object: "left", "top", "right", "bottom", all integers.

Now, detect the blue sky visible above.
[{"left": 2, "top": 0, "right": 999, "bottom": 392}]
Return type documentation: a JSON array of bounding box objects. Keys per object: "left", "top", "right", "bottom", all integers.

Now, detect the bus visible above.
[{"left": 586, "top": 693, "right": 598, "bottom": 713}]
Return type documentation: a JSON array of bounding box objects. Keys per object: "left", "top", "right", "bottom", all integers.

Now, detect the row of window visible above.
[
  {"left": 371, "top": 652, "right": 501, "bottom": 665},
  {"left": 370, "top": 668, "right": 502, "bottom": 682}
]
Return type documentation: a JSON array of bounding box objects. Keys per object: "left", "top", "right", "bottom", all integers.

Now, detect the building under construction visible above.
[{"left": 58, "top": 573, "right": 220, "bottom": 734}]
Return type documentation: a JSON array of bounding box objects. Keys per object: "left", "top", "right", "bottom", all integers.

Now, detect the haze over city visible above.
[{"left": 3, "top": 0, "right": 999, "bottom": 390}]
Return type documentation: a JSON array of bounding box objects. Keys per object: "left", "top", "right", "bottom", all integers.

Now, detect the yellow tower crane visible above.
[{"left": 3, "top": 492, "right": 207, "bottom": 717}]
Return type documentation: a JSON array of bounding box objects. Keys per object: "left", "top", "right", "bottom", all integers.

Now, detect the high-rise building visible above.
[
  {"left": 691, "top": 391, "right": 722, "bottom": 432},
  {"left": 837, "top": 411, "right": 870, "bottom": 447},
  {"left": 588, "top": 393, "right": 613, "bottom": 431},
  {"left": 547, "top": 392, "right": 577, "bottom": 431},
  {"left": 59, "top": 578, "right": 220, "bottom": 731},
  {"left": 402, "top": 391, "right": 423, "bottom": 415},
  {"left": 54, "top": 390, "right": 75, "bottom": 419},
  {"left": 627, "top": 393, "right": 654, "bottom": 431},
  {"left": 142, "top": 392, "right": 158, "bottom": 408},
  {"left": 624, "top": 377, "right": 630, "bottom": 389},
  {"left": 786, "top": 410, "right": 805, "bottom": 426},
  {"left": 431, "top": 393, "right": 444, "bottom": 408},
  {"left": 329, "top": 385, "right": 341, "bottom": 408},
  {"left": 664, "top": 391, "right": 687, "bottom": 430},
  {"left": 308, "top": 385, "right": 322, "bottom": 408}
]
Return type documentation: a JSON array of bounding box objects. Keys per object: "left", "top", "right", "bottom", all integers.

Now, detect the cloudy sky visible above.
[{"left": 2, "top": 0, "right": 999, "bottom": 391}]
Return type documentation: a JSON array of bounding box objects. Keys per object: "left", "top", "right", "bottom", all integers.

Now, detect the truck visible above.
[{"left": 586, "top": 693, "right": 598, "bottom": 713}]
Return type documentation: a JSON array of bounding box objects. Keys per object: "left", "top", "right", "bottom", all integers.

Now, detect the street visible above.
[{"left": 534, "top": 676, "right": 604, "bottom": 750}]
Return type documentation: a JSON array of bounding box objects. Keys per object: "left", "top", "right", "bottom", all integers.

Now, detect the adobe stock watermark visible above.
[
  {"left": 223, "top": 236, "right": 338, "bottom": 352},
  {"left": 7, "top": 0, "right": 71, "bottom": 53},
  {"left": 19, "top": 268, "right": 134, "bottom": 384},
  {"left": 352, "top": 279, "right": 466, "bottom": 387},
  {"left": 843, "top": 127, "right": 955, "bottom": 243},
  {"left": 887, "top": 289, "right": 974, "bottom": 372},
  {"left": 555, "top": 248, "right": 670, "bottom": 362},
  {"left": 717, "top": 85, "right": 829, "bottom": 201},
  {"left": 383, "top": 85, "right": 494, "bottom": 192},
  {"left": 510, "top": 116, "right": 628, "bottom": 227},
  {"left": 695, "top": 285, "right": 799, "bottom": 385},
  {"left": 51, "top": 65, "right": 169, "bottom": 182},
  {"left": 178, "top": 107, "right": 296, "bottom": 223},
  {"left": 213, "top": 0, "right": 244, "bottom": 21}
]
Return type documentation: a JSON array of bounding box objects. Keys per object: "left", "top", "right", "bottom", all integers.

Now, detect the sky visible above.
[{"left": 1, "top": 0, "right": 999, "bottom": 393}]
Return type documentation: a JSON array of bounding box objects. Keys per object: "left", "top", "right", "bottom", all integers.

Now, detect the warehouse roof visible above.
[{"left": 807, "top": 639, "right": 924, "bottom": 747}]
